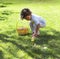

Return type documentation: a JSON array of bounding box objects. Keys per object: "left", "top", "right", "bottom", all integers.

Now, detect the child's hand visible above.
[
  {"left": 32, "top": 32, "right": 37, "bottom": 37},
  {"left": 31, "top": 32, "right": 38, "bottom": 42},
  {"left": 31, "top": 33, "right": 37, "bottom": 42}
]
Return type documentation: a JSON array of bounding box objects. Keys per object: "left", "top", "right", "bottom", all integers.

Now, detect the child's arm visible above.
[{"left": 32, "top": 24, "right": 40, "bottom": 37}]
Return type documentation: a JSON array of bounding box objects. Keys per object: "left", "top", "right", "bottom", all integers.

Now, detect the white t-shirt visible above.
[{"left": 31, "top": 14, "right": 46, "bottom": 27}]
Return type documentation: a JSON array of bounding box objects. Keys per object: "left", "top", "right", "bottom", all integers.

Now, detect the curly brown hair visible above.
[{"left": 21, "top": 8, "right": 32, "bottom": 19}]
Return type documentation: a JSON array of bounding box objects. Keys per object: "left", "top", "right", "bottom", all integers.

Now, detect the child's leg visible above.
[
  {"left": 37, "top": 31, "right": 40, "bottom": 35},
  {"left": 30, "top": 22, "right": 40, "bottom": 35},
  {"left": 33, "top": 24, "right": 40, "bottom": 35}
]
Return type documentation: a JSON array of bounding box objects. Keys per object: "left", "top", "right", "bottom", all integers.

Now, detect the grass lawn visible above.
[{"left": 0, "top": 0, "right": 60, "bottom": 59}]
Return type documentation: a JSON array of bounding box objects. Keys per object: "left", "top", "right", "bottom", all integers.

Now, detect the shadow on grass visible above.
[
  {"left": 2, "top": 10, "right": 13, "bottom": 15},
  {"left": 35, "top": 28, "right": 60, "bottom": 45},
  {"left": 35, "top": 34, "right": 57, "bottom": 45},
  {"left": 0, "top": 10, "right": 14, "bottom": 21},
  {"left": 0, "top": 16, "right": 8, "bottom": 21},
  {"left": 0, "top": 4, "right": 6, "bottom": 8},
  {"left": 0, "top": 28, "right": 60, "bottom": 59},
  {"left": 0, "top": 50, "right": 4, "bottom": 59},
  {"left": 0, "top": 2, "right": 13, "bottom": 8},
  {"left": 3, "top": 2, "right": 13, "bottom": 5}
]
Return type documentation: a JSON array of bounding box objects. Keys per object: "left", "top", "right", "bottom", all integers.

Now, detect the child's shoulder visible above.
[
  {"left": 32, "top": 14, "right": 39, "bottom": 17},
  {"left": 32, "top": 14, "right": 42, "bottom": 19}
]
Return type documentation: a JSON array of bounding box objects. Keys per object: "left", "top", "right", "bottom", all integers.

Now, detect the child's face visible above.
[{"left": 25, "top": 15, "right": 31, "bottom": 21}]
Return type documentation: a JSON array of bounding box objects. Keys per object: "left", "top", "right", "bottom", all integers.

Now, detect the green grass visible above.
[{"left": 0, "top": 0, "right": 60, "bottom": 59}]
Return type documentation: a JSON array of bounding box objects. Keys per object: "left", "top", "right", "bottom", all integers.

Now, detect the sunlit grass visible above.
[{"left": 0, "top": 0, "right": 60, "bottom": 59}]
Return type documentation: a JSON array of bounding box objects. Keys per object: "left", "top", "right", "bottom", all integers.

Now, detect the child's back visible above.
[{"left": 31, "top": 14, "right": 46, "bottom": 27}]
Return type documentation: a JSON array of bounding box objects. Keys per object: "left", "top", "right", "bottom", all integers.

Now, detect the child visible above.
[{"left": 20, "top": 8, "right": 46, "bottom": 37}]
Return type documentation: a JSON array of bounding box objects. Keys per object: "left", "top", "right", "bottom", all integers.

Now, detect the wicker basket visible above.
[{"left": 17, "top": 27, "right": 28, "bottom": 35}]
